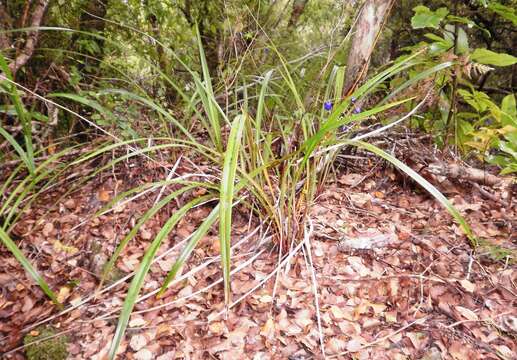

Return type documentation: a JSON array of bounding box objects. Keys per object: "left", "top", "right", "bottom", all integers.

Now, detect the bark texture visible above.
[
  {"left": 343, "top": 0, "right": 394, "bottom": 96},
  {"left": 8, "top": 0, "right": 50, "bottom": 75}
]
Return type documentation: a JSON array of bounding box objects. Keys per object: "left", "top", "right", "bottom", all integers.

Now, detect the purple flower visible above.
[
  {"left": 351, "top": 96, "right": 357, "bottom": 103},
  {"left": 324, "top": 101, "right": 333, "bottom": 111},
  {"left": 352, "top": 106, "right": 361, "bottom": 114}
]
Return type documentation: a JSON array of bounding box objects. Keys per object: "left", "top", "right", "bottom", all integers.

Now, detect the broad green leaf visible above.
[
  {"left": 458, "top": 89, "right": 497, "bottom": 114},
  {"left": 424, "top": 33, "right": 447, "bottom": 42},
  {"left": 501, "top": 94, "right": 516, "bottom": 127},
  {"left": 500, "top": 164, "right": 517, "bottom": 175},
  {"left": 471, "top": 49, "right": 517, "bottom": 67},
  {"left": 411, "top": 6, "right": 449, "bottom": 29},
  {"left": 456, "top": 27, "right": 469, "bottom": 55},
  {"left": 447, "top": 15, "right": 490, "bottom": 37}
]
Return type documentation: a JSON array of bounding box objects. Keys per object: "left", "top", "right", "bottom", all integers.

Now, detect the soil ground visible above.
[{"left": 1, "top": 147, "right": 515, "bottom": 359}]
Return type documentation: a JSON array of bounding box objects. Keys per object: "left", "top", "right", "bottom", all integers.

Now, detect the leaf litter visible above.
[{"left": 0, "top": 148, "right": 515, "bottom": 359}]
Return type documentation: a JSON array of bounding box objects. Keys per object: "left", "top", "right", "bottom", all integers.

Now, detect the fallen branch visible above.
[{"left": 428, "top": 162, "right": 503, "bottom": 187}]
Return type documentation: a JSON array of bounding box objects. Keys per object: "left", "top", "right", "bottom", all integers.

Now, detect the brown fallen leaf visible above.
[
  {"left": 42, "top": 222, "right": 54, "bottom": 237},
  {"left": 97, "top": 189, "right": 111, "bottom": 202},
  {"left": 260, "top": 317, "right": 275, "bottom": 341},
  {"left": 57, "top": 286, "right": 71, "bottom": 303},
  {"left": 346, "top": 336, "right": 365, "bottom": 352},
  {"left": 130, "top": 333, "right": 148, "bottom": 352},
  {"left": 455, "top": 306, "right": 479, "bottom": 321},
  {"left": 339, "top": 173, "right": 362, "bottom": 186},
  {"left": 459, "top": 279, "right": 476, "bottom": 293}
]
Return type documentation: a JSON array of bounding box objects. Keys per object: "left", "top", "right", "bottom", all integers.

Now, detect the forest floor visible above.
[{"left": 0, "top": 141, "right": 516, "bottom": 360}]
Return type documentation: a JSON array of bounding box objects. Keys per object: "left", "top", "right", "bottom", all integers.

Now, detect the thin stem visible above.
[{"left": 445, "top": 0, "right": 460, "bottom": 149}]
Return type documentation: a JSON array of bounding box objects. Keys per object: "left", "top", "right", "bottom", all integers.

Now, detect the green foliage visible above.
[
  {"left": 0, "top": 54, "right": 35, "bottom": 174},
  {"left": 24, "top": 326, "right": 68, "bottom": 360},
  {"left": 488, "top": 1, "right": 517, "bottom": 25},
  {"left": 94, "top": 21, "right": 477, "bottom": 357},
  {"left": 470, "top": 49, "right": 517, "bottom": 67},
  {"left": 2, "top": 2, "right": 512, "bottom": 358},
  {"left": 218, "top": 114, "right": 246, "bottom": 306},
  {"left": 398, "top": 2, "right": 517, "bottom": 174},
  {"left": 411, "top": 6, "right": 448, "bottom": 29},
  {"left": 458, "top": 92, "right": 517, "bottom": 174}
]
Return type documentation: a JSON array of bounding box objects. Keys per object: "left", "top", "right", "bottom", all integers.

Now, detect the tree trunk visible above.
[
  {"left": 6, "top": 0, "right": 50, "bottom": 76},
  {"left": 144, "top": 3, "right": 178, "bottom": 104},
  {"left": 343, "top": 0, "right": 394, "bottom": 97},
  {"left": 288, "top": 0, "right": 309, "bottom": 29}
]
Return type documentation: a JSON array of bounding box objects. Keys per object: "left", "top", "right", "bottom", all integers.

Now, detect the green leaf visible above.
[
  {"left": 219, "top": 114, "right": 246, "bottom": 306},
  {"left": 0, "top": 53, "right": 35, "bottom": 174},
  {"left": 107, "top": 195, "right": 211, "bottom": 360},
  {"left": 411, "top": 6, "right": 449, "bottom": 29},
  {"left": 501, "top": 94, "right": 516, "bottom": 127},
  {"left": 446, "top": 15, "right": 490, "bottom": 37},
  {"left": 471, "top": 49, "right": 517, "bottom": 67},
  {"left": 489, "top": 2, "right": 517, "bottom": 26},
  {"left": 0, "top": 227, "right": 60, "bottom": 306},
  {"left": 0, "top": 126, "right": 34, "bottom": 173},
  {"left": 159, "top": 205, "right": 220, "bottom": 294},
  {"left": 101, "top": 185, "right": 197, "bottom": 283},
  {"left": 456, "top": 27, "right": 469, "bottom": 55},
  {"left": 500, "top": 164, "right": 517, "bottom": 175}
]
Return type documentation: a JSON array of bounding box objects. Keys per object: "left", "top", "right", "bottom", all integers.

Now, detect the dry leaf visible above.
[
  {"left": 57, "top": 286, "right": 71, "bottom": 303},
  {"left": 260, "top": 318, "right": 275, "bottom": 340},
  {"left": 348, "top": 256, "right": 370, "bottom": 276},
  {"left": 385, "top": 311, "right": 397, "bottom": 323},
  {"left": 140, "top": 228, "right": 152, "bottom": 240},
  {"left": 495, "top": 345, "right": 513, "bottom": 360},
  {"left": 330, "top": 305, "right": 350, "bottom": 320},
  {"left": 459, "top": 279, "right": 475, "bottom": 293},
  {"left": 209, "top": 321, "right": 225, "bottom": 335},
  {"left": 64, "top": 199, "right": 76, "bottom": 209},
  {"left": 134, "top": 348, "right": 153, "bottom": 360},
  {"left": 346, "top": 337, "right": 364, "bottom": 352},
  {"left": 455, "top": 306, "right": 478, "bottom": 321},
  {"left": 449, "top": 341, "right": 470, "bottom": 360},
  {"left": 327, "top": 337, "right": 347, "bottom": 354},
  {"left": 129, "top": 334, "right": 148, "bottom": 351},
  {"left": 350, "top": 193, "right": 371, "bottom": 207},
  {"left": 339, "top": 173, "right": 362, "bottom": 186},
  {"left": 97, "top": 189, "right": 111, "bottom": 202},
  {"left": 129, "top": 317, "right": 147, "bottom": 328},
  {"left": 53, "top": 240, "right": 79, "bottom": 254},
  {"left": 42, "top": 222, "right": 54, "bottom": 237}
]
